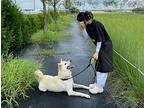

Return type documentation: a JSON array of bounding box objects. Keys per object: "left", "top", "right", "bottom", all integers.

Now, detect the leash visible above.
[
  {"left": 91, "top": 61, "right": 99, "bottom": 83},
  {"left": 61, "top": 58, "right": 98, "bottom": 81}
]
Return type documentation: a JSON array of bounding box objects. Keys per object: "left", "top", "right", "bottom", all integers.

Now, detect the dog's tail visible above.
[{"left": 35, "top": 70, "right": 44, "bottom": 82}]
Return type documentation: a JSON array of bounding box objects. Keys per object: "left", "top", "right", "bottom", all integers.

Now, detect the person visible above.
[{"left": 77, "top": 11, "right": 113, "bottom": 94}]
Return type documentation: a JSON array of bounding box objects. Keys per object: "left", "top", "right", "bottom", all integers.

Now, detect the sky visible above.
[
  {"left": 13, "top": 0, "right": 43, "bottom": 10},
  {"left": 13, "top": 0, "right": 144, "bottom": 11},
  {"left": 13, "top": 0, "right": 103, "bottom": 10},
  {"left": 12, "top": 0, "right": 115, "bottom": 10}
]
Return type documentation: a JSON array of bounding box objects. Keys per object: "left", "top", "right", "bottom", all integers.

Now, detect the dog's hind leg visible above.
[
  {"left": 73, "top": 83, "right": 89, "bottom": 90},
  {"left": 39, "top": 85, "right": 47, "bottom": 92},
  {"left": 67, "top": 90, "right": 90, "bottom": 98}
]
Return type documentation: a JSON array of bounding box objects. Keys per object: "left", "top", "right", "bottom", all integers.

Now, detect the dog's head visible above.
[
  {"left": 58, "top": 59, "right": 74, "bottom": 70},
  {"left": 58, "top": 59, "right": 75, "bottom": 79},
  {"left": 35, "top": 70, "right": 43, "bottom": 82}
]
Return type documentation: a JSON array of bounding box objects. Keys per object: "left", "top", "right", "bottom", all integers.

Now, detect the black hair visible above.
[
  {"left": 76, "top": 12, "right": 85, "bottom": 22},
  {"left": 84, "top": 11, "right": 93, "bottom": 21}
]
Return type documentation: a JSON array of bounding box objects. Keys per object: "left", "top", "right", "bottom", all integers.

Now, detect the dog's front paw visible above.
[{"left": 85, "top": 94, "right": 90, "bottom": 99}]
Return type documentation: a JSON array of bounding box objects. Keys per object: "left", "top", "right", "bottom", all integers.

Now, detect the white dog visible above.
[{"left": 35, "top": 59, "right": 90, "bottom": 98}]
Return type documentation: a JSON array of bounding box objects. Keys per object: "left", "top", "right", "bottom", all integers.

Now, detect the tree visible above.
[
  {"left": 64, "top": 0, "right": 72, "bottom": 10},
  {"left": 87, "top": 0, "right": 98, "bottom": 5},
  {"left": 46, "top": 0, "right": 61, "bottom": 21},
  {"left": 103, "top": 0, "right": 118, "bottom": 8},
  {"left": 127, "top": 0, "right": 144, "bottom": 8},
  {"left": 41, "top": 0, "right": 48, "bottom": 32}
]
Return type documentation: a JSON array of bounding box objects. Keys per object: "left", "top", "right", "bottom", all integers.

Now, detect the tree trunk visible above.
[
  {"left": 42, "top": 0, "right": 48, "bottom": 32},
  {"left": 53, "top": 0, "right": 57, "bottom": 23}
]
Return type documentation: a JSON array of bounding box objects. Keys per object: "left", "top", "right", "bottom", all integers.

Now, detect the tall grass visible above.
[
  {"left": 94, "top": 13, "right": 144, "bottom": 107},
  {"left": 1, "top": 57, "right": 38, "bottom": 108}
]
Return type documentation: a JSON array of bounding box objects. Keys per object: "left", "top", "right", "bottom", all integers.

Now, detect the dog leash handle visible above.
[{"left": 89, "top": 57, "right": 96, "bottom": 65}]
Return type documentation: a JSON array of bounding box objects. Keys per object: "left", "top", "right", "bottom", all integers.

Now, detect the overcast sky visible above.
[
  {"left": 13, "top": 0, "right": 143, "bottom": 11},
  {"left": 13, "top": 0, "right": 42, "bottom": 10},
  {"left": 12, "top": 0, "right": 117, "bottom": 10}
]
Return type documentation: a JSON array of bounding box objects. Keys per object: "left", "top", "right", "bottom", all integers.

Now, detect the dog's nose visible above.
[{"left": 70, "top": 60, "right": 72, "bottom": 62}]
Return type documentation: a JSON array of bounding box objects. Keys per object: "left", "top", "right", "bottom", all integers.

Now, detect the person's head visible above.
[
  {"left": 84, "top": 11, "right": 93, "bottom": 25},
  {"left": 77, "top": 11, "right": 93, "bottom": 27},
  {"left": 77, "top": 12, "right": 85, "bottom": 28}
]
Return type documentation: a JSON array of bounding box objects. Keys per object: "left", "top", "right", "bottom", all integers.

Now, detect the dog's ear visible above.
[
  {"left": 60, "top": 58, "right": 62, "bottom": 63},
  {"left": 58, "top": 63, "right": 62, "bottom": 70}
]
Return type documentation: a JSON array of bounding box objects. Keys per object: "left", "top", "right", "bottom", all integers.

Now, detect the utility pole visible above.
[{"left": 34, "top": 0, "right": 36, "bottom": 11}]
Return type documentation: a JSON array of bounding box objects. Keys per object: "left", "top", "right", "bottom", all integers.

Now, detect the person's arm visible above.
[
  {"left": 82, "top": 29, "right": 88, "bottom": 40},
  {"left": 93, "top": 23, "right": 104, "bottom": 60},
  {"left": 93, "top": 42, "right": 102, "bottom": 60},
  {"left": 96, "top": 42, "right": 102, "bottom": 53}
]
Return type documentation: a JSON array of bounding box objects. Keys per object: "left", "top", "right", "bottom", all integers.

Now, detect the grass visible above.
[
  {"left": 31, "top": 30, "right": 59, "bottom": 44},
  {"left": 93, "top": 13, "right": 144, "bottom": 107},
  {"left": 1, "top": 57, "right": 38, "bottom": 108},
  {"left": 31, "top": 14, "right": 72, "bottom": 44}
]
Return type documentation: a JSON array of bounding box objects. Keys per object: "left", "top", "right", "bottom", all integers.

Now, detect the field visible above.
[{"left": 94, "top": 13, "right": 144, "bottom": 107}]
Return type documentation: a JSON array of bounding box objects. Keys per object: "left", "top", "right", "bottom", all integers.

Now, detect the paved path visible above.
[{"left": 20, "top": 19, "right": 117, "bottom": 108}]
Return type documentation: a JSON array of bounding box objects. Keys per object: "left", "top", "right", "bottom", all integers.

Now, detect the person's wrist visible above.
[
  {"left": 93, "top": 52, "right": 98, "bottom": 60},
  {"left": 95, "top": 51, "right": 99, "bottom": 54}
]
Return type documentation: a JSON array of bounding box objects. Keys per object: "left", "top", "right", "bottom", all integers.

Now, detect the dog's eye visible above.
[{"left": 65, "top": 63, "right": 67, "bottom": 65}]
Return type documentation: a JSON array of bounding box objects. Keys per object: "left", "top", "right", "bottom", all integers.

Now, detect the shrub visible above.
[
  {"left": 1, "top": 0, "right": 23, "bottom": 54},
  {"left": 26, "top": 14, "right": 42, "bottom": 33},
  {"left": 132, "top": 7, "right": 144, "bottom": 14},
  {"left": 1, "top": 0, "right": 43, "bottom": 56},
  {"left": 69, "top": 7, "right": 79, "bottom": 13}
]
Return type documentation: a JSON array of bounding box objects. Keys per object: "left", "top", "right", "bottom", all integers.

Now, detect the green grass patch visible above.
[
  {"left": 30, "top": 14, "right": 72, "bottom": 44},
  {"left": 31, "top": 30, "right": 58, "bottom": 44},
  {"left": 31, "top": 30, "right": 72, "bottom": 44},
  {"left": 93, "top": 13, "right": 144, "bottom": 107},
  {"left": 1, "top": 58, "right": 38, "bottom": 108}
]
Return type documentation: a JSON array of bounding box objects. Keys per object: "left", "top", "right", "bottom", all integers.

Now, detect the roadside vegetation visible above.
[
  {"left": 1, "top": 57, "right": 38, "bottom": 108},
  {"left": 132, "top": 7, "right": 144, "bottom": 14},
  {"left": 94, "top": 13, "right": 144, "bottom": 108}
]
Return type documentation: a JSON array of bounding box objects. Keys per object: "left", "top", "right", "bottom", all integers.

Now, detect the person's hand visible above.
[
  {"left": 92, "top": 52, "right": 99, "bottom": 60},
  {"left": 79, "top": 21, "right": 86, "bottom": 29}
]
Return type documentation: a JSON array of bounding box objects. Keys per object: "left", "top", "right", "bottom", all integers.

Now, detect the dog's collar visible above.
[
  {"left": 61, "top": 78, "right": 69, "bottom": 81},
  {"left": 61, "top": 76, "right": 71, "bottom": 81}
]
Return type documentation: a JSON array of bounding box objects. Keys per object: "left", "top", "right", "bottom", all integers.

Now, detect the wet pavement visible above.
[{"left": 19, "top": 19, "right": 117, "bottom": 108}]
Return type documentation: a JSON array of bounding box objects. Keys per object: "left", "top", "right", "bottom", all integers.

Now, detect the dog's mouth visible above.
[{"left": 67, "top": 65, "right": 75, "bottom": 70}]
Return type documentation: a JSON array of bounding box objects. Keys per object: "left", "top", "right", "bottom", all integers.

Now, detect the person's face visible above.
[{"left": 84, "top": 19, "right": 92, "bottom": 25}]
